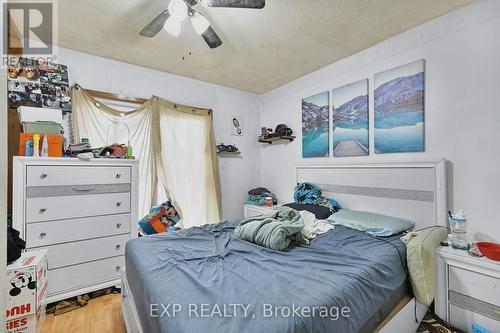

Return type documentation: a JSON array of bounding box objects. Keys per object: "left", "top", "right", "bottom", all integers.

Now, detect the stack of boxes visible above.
[{"left": 6, "top": 250, "right": 48, "bottom": 333}]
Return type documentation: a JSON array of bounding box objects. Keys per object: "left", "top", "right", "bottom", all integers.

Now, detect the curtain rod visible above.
[
  {"left": 74, "top": 84, "right": 149, "bottom": 105},
  {"left": 72, "top": 84, "right": 212, "bottom": 114}
]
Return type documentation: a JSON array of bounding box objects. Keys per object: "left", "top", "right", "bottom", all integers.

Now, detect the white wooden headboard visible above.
[{"left": 296, "top": 160, "right": 447, "bottom": 229}]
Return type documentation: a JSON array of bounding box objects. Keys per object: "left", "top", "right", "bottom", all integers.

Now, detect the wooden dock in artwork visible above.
[{"left": 333, "top": 139, "right": 369, "bottom": 157}]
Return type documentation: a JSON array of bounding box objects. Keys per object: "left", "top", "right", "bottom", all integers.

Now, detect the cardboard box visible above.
[
  {"left": 6, "top": 250, "right": 48, "bottom": 321},
  {"left": 17, "top": 106, "right": 63, "bottom": 124},
  {"left": 6, "top": 307, "right": 45, "bottom": 333},
  {"left": 19, "top": 133, "right": 63, "bottom": 157}
]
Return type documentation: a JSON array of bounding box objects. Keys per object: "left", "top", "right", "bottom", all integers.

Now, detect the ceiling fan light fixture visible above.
[
  {"left": 164, "top": 17, "right": 182, "bottom": 37},
  {"left": 190, "top": 12, "right": 210, "bottom": 35},
  {"left": 168, "top": 0, "right": 188, "bottom": 21}
]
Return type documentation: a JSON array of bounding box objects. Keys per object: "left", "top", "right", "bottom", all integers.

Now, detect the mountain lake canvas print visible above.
[
  {"left": 374, "top": 60, "right": 425, "bottom": 153},
  {"left": 332, "top": 79, "right": 369, "bottom": 157},
  {"left": 302, "top": 91, "right": 329, "bottom": 157}
]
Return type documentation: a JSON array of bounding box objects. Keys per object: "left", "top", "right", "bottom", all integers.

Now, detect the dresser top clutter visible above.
[{"left": 12, "top": 156, "right": 139, "bottom": 304}]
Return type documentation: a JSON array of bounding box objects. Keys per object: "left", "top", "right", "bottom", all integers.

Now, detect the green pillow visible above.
[
  {"left": 406, "top": 227, "right": 447, "bottom": 305},
  {"left": 326, "top": 209, "right": 414, "bottom": 236}
]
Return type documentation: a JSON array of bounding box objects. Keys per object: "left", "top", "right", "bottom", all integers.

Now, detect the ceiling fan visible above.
[{"left": 139, "top": 0, "right": 265, "bottom": 49}]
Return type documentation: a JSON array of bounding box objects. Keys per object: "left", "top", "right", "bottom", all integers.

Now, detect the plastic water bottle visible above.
[{"left": 449, "top": 210, "right": 467, "bottom": 250}]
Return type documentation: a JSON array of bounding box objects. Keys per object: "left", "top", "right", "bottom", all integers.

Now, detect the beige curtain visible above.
[{"left": 71, "top": 85, "right": 221, "bottom": 227}]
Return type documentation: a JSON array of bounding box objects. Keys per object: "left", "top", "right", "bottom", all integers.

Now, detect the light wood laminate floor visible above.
[{"left": 42, "top": 294, "right": 126, "bottom": 333}]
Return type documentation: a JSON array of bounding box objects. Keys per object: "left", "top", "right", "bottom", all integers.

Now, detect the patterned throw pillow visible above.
[{"left": 138, "top": 201, "right": 181, "bottom": 235}]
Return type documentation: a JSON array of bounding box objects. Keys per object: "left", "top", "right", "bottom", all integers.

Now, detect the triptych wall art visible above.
[{"left": 301, "top": 59, "right": 425, "bottom": 158}]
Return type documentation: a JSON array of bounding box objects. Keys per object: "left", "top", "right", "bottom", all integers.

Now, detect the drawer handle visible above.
[
  {"left": 115, "top": 244, "right": 121, "bottom": 250},
  {"left": 116, "top": 202, "right": 122, "bottom": 207},
  {"left": 115, "top": 265, "right": 121, "bottom": 272},
  {"left": 72, "top": 187, "right": 95, "bottom": 192},
  {"left": 39, "top": 232, "right": 46, "bottom": 238},
  {"left": 39, "top": 208, "right": 46, "bottom": 214},
  {"left": 116, "top": 223, "right": 122, "bottom": 229},
  {"left": 40, "top": 173, "right": 48, "bottom": 179},
  {"left": 115, "top": 173, "right": 121, "bottom": 179}
]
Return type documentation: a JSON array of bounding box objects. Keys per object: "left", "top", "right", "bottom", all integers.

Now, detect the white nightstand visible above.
[
  {"left": 436, "top": 246, "right": 500, "bottom": 333},
  {"left": 243, "top": 204, "right": 282, "bottom": 218}
]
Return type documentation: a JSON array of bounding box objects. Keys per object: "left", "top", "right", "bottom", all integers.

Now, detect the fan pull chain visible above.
[{"left": 182, "top": 19, "right": 193, "bottom": 61}]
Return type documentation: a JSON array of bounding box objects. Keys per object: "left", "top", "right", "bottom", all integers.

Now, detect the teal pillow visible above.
[{"left": 326, "top": 209, "right": 414, "bottom": 236}]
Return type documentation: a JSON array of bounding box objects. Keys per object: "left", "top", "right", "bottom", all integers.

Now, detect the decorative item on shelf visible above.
[
  {"left": 258, "top": 127, "right": 273, "bottom": 141},
  {"left": 258, "top": 124, "right": 295, "bottom": 144},
  {"left": 217, "top": 143, "right": 240, "bottom": 155}
]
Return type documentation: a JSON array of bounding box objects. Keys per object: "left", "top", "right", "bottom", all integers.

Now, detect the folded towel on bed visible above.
[{"left": 235, "top": 207, "right": 308, "bottom": 250}]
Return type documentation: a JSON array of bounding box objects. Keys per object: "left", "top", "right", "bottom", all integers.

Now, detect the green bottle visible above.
[{"left": 127, "top": 141, "right": 132, "bottom": 158}]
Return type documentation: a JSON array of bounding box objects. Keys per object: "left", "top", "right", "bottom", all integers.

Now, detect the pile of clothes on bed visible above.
[
  {"left": 244, "top": 187, "right": 277, "bottom": 206},
  {"left": 236, "top": 183, "right": 342, "bottom": 251},
  {"left": 235, "top": 206, "right": 334, "bottom": 251},
  {"left": 293, "top": 182, "right": 341, "bottom": 213}
]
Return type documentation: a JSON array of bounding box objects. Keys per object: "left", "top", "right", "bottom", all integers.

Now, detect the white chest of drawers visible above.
[
  {"left": 13, "top": 157, "right": 138, "bottom": 304},
  {"left": 436, "top": 246, "right": 500, "bottom": 333}
]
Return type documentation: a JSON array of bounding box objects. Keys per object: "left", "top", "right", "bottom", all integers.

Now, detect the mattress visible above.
[{"left": 125, "top": 221, "right": 408, "bottom": 333}]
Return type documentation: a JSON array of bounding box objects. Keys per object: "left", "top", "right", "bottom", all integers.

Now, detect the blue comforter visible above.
[{"left": 125, "top": 221, "right": 407, "bottom": 333}]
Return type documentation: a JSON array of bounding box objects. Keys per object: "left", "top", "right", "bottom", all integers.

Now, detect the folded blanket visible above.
[{"left": 235, "top": 207, "right": 307, "bottom": 251}]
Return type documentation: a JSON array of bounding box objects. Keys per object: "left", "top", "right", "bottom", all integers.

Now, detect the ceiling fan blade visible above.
[
  {"left": 201, "top": 26, "right": 223, "bottom": 49},
  {"left": 200, "top": 0, "right": 265, "bottom": 9},
  {"left": 139, "top": 10, "right": 170, "bottom": 37}
]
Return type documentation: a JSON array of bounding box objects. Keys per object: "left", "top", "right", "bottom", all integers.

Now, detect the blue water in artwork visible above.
[
  {"left": 375, "top": 112, "right": 424, "bottom": 153},
  {"left": 302, "top": 94, "right": 329, "bottom": 158},
  {"left": 303, "top": 132, "right": 329, "bottom": 157},
  {"left": 374, "top": 70, "right": 424, "bottom": 153}
]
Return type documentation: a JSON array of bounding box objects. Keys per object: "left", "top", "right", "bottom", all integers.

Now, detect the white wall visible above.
[
  {"left": 260, "top": 0, "right": 500, "bottom": 242},
  {"left": 58, "top": 47, "right": 261, "bottom": 220}
]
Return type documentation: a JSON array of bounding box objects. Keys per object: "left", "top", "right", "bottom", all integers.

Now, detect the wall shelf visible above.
[
  {"left": 258, "top": 135, "right": 296, "bottom": 144},
  {"left": 217, "top": 151, "right": 241, "bottom": 156}
]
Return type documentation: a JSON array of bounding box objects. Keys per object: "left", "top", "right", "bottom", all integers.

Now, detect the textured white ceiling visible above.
[{"left": 58, "top": 0, "right": 474, "bottom": 94}]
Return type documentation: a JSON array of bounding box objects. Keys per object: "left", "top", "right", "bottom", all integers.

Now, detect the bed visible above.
[{"left": 121, "top": 160, "right": 447, "bottom": 333}]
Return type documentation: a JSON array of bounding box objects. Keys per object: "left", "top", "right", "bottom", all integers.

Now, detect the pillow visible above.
[
  {"left": 406, "top": 227, "right": 447, "bottom": 305},
  {"left": 326, "top": 209, "right": 414, "bottom": 236},
  {"left": 283, "top": 203, "right": 332, "bottom": 220}
]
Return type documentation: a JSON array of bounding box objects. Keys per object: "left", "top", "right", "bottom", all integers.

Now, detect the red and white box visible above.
[
  {"left": 6, "top": 307, "right": 45, "bottom": 333},
  {"left": 6, "top": 250, "right": 48, "bottom": 321}
]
